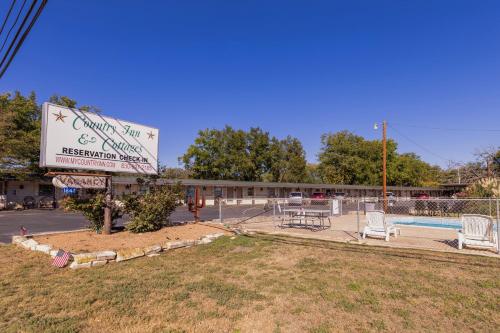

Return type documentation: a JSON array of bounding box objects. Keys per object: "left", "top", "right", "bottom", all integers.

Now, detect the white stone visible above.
[
  {"left": 12, "top": 235, "right": 28, "bottom": 244},
  {"left": 73, "top": 253, "right": 98, "bottom": 264},
  {"left": 69, "top": 261, "right": 91, "bottom": 269},
  {"left": 116, "top": 248, "right": 145, "bottom": 262},
  {"left": 184, "top": 240, "right": 196, "bottom": 247},
  {"left": 205, "top": 232, "right": 225, "bottom": 240},
  {"left": 20, "top": 239, "right": 38, "bottom": 250},
  {"left": 199, "top": 237, "right": 213, "bottom": 245},
  {"left": 49, "top": 249, "right": 60, "bottom": 258},
  {"left": 96, "top": 250, "right": 116, "bottom": 261},
  {"left": 34, "top": 244, "right": 52, "bottom": 254},
  {"left": 163, "top": 240, "right": 187, "bottom": 250},
  {"left": 146, "top": 253, "right": 160, "bottom": 257},
  {"left": 91, "top": 260, "right": 107, "bottom": 267},
  {"left": 143, "top": 244, "right": 162, "bottom": 255}
]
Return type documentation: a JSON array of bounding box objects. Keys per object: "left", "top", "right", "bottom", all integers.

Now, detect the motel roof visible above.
[{"left": 113, "top": 177, "right": 443, "bottom": 192}]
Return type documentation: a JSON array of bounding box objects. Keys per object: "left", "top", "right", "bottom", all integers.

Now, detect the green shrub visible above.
[
  {"left": 61, "top": 193, "right": 122, "bottom": 232},
  {"left": 123, "top": 185, "right": 182, "bottom": 233},
  {"left": 466, "top": 177, "right": 500, "bottom": 198}
]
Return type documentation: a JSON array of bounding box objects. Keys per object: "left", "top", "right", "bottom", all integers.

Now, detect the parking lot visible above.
[
  {"left": 0, "top": 204, "right": 271, "bottom": 243},
  {"left": 0, "top": 209, "right": 90, "bottom": 243}
]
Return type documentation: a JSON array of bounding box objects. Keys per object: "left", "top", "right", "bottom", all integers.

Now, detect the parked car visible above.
[
  {"left": 288, "top": 192, "right": 305, "bottom": 206},
  {"left": 311, "top": 192, "right": 326, "bottom": 199},
  {"left": 311, "top": 192, "right": 328, "bottom": 205},
  {"left": 22, "top": 196, "right": 36, "bottom": 209},
  {"left": 334, "top": 192, "right": 346, "bottom": 199},
  {"left": 38, "top": 196, "right": 55, "bottom": 209},
  {"left": 413, "top": 193, "right": 429, "bottom": 200}
]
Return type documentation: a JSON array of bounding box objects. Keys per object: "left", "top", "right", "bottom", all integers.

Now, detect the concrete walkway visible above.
[{"left": 236, "top": 214, "right": 500, "bottom": 258}]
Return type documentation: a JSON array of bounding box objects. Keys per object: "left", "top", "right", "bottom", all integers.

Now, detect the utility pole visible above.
[{"left": 382, "top": 121, "right": 387, "bottom": 212}]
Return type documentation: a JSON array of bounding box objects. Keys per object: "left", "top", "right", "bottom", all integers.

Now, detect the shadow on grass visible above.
[{"left": 245, "top": 234, "right": 499, "bottom": 268}]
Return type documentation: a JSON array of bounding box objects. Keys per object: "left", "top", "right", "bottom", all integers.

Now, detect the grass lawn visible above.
[{"left": 0, "top": 234, "right": 499, "bottom": 332}]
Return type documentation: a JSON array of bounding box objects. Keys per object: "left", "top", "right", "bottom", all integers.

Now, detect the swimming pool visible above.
[{"left": 388, "top": 217, "right": 462, "bottom": 230}]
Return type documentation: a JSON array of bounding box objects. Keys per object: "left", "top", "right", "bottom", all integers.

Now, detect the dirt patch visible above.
[{"left": 33, "top": 223, "right": 232, "bottom": 253}]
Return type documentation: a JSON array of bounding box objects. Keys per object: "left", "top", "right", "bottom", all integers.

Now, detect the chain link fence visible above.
[{"left": 206, "top": 197, "right": 500, "bottom": 254}]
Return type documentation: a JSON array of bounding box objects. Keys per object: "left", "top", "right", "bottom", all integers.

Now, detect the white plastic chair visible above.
[
  {"left": 362, "top": 210, "right": 398, "bottom": 242},
  {"left": 458, "top": 214, "right": 498, "bottom": 251}
]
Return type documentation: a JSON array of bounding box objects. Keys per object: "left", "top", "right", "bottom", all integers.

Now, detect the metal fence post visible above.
[
  {"left": 356, "top": 199, "right": 360, "bottom": 240},
  {"left": 496, "top": 199, "right": 500, "bottom": 254},
  {"left": 219, "top": 199, "right": 223, "bottom": 223}
]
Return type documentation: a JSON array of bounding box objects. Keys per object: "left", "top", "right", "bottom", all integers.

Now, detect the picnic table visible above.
[{"left": 280, "top": 207, "right": 332, "bottom": 229}]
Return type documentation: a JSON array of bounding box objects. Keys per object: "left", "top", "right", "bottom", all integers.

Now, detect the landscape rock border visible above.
[{"left": 12, "top": 232, "right": 227, "bottom": 269}]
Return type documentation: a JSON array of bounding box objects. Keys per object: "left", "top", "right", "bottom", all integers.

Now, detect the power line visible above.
[
  {"left": 0, "top": 0, "right": 27, "bottom": 55},
  {"left": 0, "top": 0, "right": 17, "bottom": 37},
  {"left": 389, "top": 122, "right": 500, "bottom": 133},
  {"left": 0, "top": 0, "right": 47, "bottom": 79},
  {"left": 387, "top": 123, "right": 452, "bottom": 163}
]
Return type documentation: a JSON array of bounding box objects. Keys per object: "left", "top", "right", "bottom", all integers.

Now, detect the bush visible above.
[
  {"left": 61, "top": 193, "right": 122, "bottom": 232},
  {"left": 466, "top": 178, "right": 500, "bottom": 198},
  {"left": 123, "top": 185, "right": 182, "bottom": 233}
]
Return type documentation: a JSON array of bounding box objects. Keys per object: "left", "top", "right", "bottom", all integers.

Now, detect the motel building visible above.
[{"left": 0, "top": 176, "right": 465, "bottom": 209}]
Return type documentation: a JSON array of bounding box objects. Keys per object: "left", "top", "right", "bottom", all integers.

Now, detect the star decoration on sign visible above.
[
  {"left": 53, "top": 111, "right": 67, "bottom": 123},
  {"left": 147, "top": 131, "right": 155, "bottom": 139}
]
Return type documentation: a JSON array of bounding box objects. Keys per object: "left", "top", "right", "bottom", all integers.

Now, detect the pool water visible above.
[{"left": 389, "top": 218, "right": 461, "bottom": 230}]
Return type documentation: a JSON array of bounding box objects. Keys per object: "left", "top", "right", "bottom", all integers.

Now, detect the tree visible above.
[
  {"left": 494, "top": 150, "right": 500, "bottom": 176},
  {"left": 305, "top": 163, "right": 322, "bottom": 184},
  {"left": 0, "top": 92, "right": 42, "bottom": 177},
  {"left": 317, "top": 131, "right": 443, "bottom": 186},
  {"left": 180, "top": 126, "right": 307, "bottom": 182},
  {"left": 389, "top": 153, "right": 443, "bottom": 187},
  {"left": 247, "top": 127, "right": 272, "bottom": 181},
  {"left": 160, "top": 166, "right": 193, "bottom": 179},
  {"left": 181, "top": 126, "right": 252, "bottom": 180},
  {"left": 318, "top": 131, "right": 393, "bottom": 185},
  {"left": 269, "top": 136, "right": 307, "bottom": 183}
]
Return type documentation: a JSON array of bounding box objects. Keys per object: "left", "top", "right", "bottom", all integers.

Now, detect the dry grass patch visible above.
[
  {"left": 0, "top": 234, "right": 499, "bottom": 332},
  {"left": 32, "top": 223, "right": 231, "bottom": 252}
]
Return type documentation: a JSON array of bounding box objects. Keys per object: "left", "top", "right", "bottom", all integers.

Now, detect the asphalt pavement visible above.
[{"left": 0, "top": 204, "right": 271, "bottom": 243}]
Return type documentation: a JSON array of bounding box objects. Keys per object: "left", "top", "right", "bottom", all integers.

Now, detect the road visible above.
[{"left": 0, "top": 204, "right": 273, "bottom": 243}]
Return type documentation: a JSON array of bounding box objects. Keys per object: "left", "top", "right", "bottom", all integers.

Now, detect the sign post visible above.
[{"left": 103, "top": 175, "right": 113, "bottom": 235}]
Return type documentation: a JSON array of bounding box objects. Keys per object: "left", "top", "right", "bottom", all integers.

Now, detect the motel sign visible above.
[{"left": 39, "top": 103, "right": 159, "bottom": 175}]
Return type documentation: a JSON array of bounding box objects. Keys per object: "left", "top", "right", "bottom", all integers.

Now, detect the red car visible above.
[
  {"left": 311, "top": 192, "right": 328, "bottom": 205},
  {"left": 311, "top": 192, "right": 326, "bottom": 199}
]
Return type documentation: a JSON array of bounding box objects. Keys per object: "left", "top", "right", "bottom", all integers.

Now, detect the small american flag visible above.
[{"left": 52, "top": 249, "right": 71, "bottom": 268}]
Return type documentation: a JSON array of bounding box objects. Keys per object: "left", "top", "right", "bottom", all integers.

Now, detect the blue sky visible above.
[{"left": 1, "top": 0, "right": 499, "bottom": 169}]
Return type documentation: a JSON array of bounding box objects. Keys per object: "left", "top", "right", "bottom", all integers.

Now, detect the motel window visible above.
[
  {"left": 214, "top": 187, "right": 223, "bottom": 198},
  {"left": 39, "top": 184, "right": 54, "bottom": 196},
  {"left": 247, "top": 188, "right": 254, "bottom": 196}
]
